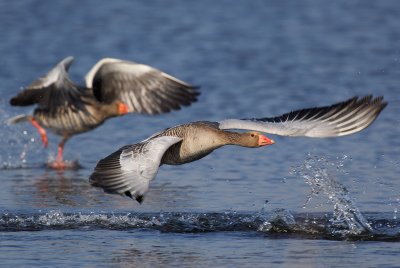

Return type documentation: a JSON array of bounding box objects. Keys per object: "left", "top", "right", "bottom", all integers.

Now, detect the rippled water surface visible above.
[{"left": 1, "top": 0, "right": 400, "bottom": 267}]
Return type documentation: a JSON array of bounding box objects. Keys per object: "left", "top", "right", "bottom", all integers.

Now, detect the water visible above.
[{"left": 1, "top": 0, "right": 400, "bottom": 267}]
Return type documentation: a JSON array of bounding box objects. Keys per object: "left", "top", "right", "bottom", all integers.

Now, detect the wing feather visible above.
[
  {"left": 218, "top": 96, "right": 387, "bottom": 138},
  {"left": 10, "top": 57, "right": 75, "bottom": 107},
  {"left": 9, "top": 57, "right": 102, "bottom": 134},
  {"left": 89, "top": 136, "right": 182, "bottom": 203},
  {"left": 86, "top": 58, "right": 199, "bottom": 114}
]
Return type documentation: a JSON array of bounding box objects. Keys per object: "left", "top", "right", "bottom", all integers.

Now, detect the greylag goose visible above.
[
  {"left": 89, "top": 95, "right": 387, "bottom": 203},
  {"left": 8, "top": 56, "right": 199, "bottom": 169}
]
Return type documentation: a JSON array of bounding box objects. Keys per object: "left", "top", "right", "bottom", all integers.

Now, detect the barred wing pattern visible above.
[
  {"left": 89, "top": 136, "right": 182, "bottom": 203},
  {"left": 86, "top": 58, "right": 199, "bottom": 114}
]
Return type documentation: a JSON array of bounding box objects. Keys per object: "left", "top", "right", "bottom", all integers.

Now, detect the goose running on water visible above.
[
  {"left": 8, "top": 57, "right": 199, "bottom": 169},
  {"left": 89, "top": 95, "right": 387, "bottom": 203}
]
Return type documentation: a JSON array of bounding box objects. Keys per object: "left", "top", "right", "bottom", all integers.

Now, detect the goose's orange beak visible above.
[
  {"left": 258, "top": 134, "right": 274, "bottom": 146},
  {"left": 118, "top": 102, "right": 129, "bottom": 115}
]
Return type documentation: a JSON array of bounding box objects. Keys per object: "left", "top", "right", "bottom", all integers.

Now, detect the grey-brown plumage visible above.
[
  {"left": 155, "top": 121, "right": 262, "bottom": 165},
  {"left": 89, "top": 95, "right": 386, "bottom": 203},
  {"left": 90, "top": 122, "right": 271, "bottom": 202},
  {"left": 8, "top": 56, "right": 199, "bottom": 168}
]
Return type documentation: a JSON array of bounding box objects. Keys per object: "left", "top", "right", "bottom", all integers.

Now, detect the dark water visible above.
[{"left": 1, "top": 0, "right": 400, "bottom": 267}]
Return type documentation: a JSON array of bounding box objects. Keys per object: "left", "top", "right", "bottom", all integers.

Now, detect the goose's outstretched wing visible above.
[
  {"left": 9, "top": 56, "right": 96, "bottom": 132},
  {"left": 89, "top": 136, "right": 182, "bottom": 203},
  {"left": 10, "top": 56, "right": 78, "bottom": 108},
  {"left": 218, "top": 96, "right": 387, "bottom": 137},
  {"left": 85, "top": 58, "right": 199, "bottom": 114}
]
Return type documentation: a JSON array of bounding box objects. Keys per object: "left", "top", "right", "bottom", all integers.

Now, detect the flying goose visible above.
[
  {"left": 89, "top": 95, "right": 386, "bottom": 203},
  {"left": 9, "top": 56, "right": 199, "bottom": 169}
]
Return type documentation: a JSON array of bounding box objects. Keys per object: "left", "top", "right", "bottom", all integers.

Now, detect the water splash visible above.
[
  {"left": 258, "top": 208, "right": 296, "bottom": 232},
  {"left": 294, "top": 154, "right": 373, "bottom": 236},
  {"left": 0, "top": 101, "right": 46, "bottom": 169},
  {"left": 1, "top": 210, "right": 398, "bottom": 241},
  {"left": 0, "top": 210, "right": 264, "bottom": 233}
]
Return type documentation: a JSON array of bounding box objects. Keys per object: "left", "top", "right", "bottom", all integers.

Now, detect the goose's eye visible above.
[{"left": 250, "top": 133, "right": 255, "bottom": 137}]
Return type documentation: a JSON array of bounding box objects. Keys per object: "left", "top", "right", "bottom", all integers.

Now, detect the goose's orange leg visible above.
[
  {"left": 48, "top": 136, "right": 70, "bottom": 170},
  {"left": 56, "top": 142, "right": 64, "bottom": 164},
  {"left": 30, "top": 118, "right": 48, "bottom": 147}
]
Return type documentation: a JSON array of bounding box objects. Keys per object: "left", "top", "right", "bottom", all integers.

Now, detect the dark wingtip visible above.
[
  {"left": 9, "top": 89, "right": 42, "bottom": 107},
  {"left": 136, "top": 195, "right": 144, "bottom": 204},
  {"left": 358, "top": 95, "right": 387, "bottom": 113},
  {"left": 124, "top": 191, "right": 144, "bottom": 204},
  {"left": 124, "top": 191, "right": 133, "bottom": 199},
  {"left": 372, "top": 96, "right": 388, "bottom": 116},
  {"left": 9, "top": 98, "right": 17, "bottom": 106},
  {"left": 9, "top": 96, "right": 34, "bottom": 106},
  {"left": 372, "top": 95, "right": 387, "bottom": 107}
]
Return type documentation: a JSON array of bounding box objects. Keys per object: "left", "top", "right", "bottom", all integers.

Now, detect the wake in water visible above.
[{"left": 0, "top": 209, "right": 399, "bottom": 241}]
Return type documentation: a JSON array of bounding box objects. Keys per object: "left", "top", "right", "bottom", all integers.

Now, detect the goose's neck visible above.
[
  {"left": 96, "top": 102, "right": 120, "bottom": 119},
  {"left": 222, "top": 131, "right": 249, "bottom": 146}
]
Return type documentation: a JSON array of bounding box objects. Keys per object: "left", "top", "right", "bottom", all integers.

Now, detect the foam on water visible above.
[{"left": 1, "top": 209, "right": 399, "bottom": 241}]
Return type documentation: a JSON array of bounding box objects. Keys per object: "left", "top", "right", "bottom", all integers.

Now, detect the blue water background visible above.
[{"left": 0, "top": 0, "right": 400, "bottom": 267}]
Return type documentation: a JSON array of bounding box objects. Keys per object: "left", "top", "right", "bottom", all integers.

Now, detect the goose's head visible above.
[{"left": 243, "top": 131, "right": 275, "bottom": 147}]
